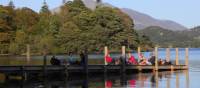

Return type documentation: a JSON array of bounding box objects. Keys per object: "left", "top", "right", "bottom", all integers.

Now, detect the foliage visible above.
[{"left": 0, "top": 0, "right": 153, "bottom": 55}]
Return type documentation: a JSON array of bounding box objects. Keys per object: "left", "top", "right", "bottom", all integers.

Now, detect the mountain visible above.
[
  {"left": 137, "top": 26, "right": 200, "bottom": 47},
  {"left": 121, "top": 8, "right": 188, "bottom": 30},
  {"left": 82, "top": 0, "right": 188, "bottom": 31}
]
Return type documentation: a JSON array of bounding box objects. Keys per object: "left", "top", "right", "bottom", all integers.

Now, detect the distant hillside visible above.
[
  {"left": 81, "top": 0, "right": 188, "bottom": 31},
  {"left": 137, "top": 26, "right": 200, "bottom": 47},
  {"left": 121, "top": 8, "right": 188, "bottom": 31}
]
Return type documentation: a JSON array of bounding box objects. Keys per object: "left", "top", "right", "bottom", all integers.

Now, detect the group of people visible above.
[
  {"left": 105, "top": 52, "right": 172, "bottom": 66},
  {"left": 50, "top": 51, "right": 172, "bottom": 66},
  {"left": 50, "top": 52, "right": 87, "bottom": 66}
]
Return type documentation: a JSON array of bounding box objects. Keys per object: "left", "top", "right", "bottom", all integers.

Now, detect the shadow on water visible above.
[{"left": 0, "top": 70, "right": 189, "bottom": 88}]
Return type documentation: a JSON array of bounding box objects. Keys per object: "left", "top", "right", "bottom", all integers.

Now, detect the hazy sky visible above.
[{"left": 0, "top": 0, "right": 199, "bottom": 28}]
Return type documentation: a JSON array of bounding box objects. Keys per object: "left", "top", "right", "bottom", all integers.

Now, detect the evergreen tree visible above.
[
  {"left": 8, "top": 0, "right": 15, "bottom": 8},
  {"left": 40, "top": 0, "right": 50, "bottom": 14}
]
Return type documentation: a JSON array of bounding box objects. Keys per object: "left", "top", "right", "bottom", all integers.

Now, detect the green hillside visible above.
[{"left": 137, "top": 26, "right": 200, "bottom": 47}]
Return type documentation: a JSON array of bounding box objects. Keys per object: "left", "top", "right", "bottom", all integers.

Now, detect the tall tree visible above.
[
  {"left": 40, "top": 0, "right": 50, "bottom": 14},
  {"left": 8, "top": 0, "right": 15, "bottom": 8}
]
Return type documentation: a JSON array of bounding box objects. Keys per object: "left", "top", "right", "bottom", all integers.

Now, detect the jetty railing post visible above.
[
  {"left": 104, "top": 46, "right": 108, "bottom": 74},
  {"left": 104, "top": 46, "right": 108, "bottom": 65},
  {"left": 121, "top": 46, "right": 126, "bottom": 73},
  {"left": 166, "top": 48, "right": 170, "bottom": 62},
  {"left": 137, "top": 46, "right": 141, "bottom": 62},
  {"left": 84, "top": 49, "right": 88, "bottom": 75},
  {"left": 155, "top": 71, "right": 159, "bottom": 88},
  {"left": 176, "top": 73, "right": 179, "bottom": 88},
  {"left": 43, "top": 45, "right": 47, "bottom": 78},
  {"left": 26, "top": 44, "right": 30, "bottom": 64},
  {"left": 21, "top": 66, "right": 27, "bottom": 81},
  {"left": 155, "top": 47, "right": 158, "bottom": 71},
  {"left": 166, "top": 75, "right": 170, "bottom": 88},
  {"left": 175, "top": 48, "right": 179, "bottom": 65},
  {"left": 185, "top": 70, "right": 189, "bottom": 88},
  {"left": 185, "top": 48, "right": 189, "bottom": 69}
]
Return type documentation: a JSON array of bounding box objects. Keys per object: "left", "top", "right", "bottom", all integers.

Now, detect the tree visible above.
[
  {"left": 40, "top": 1, "right": 50, "bottom": 14},
  {"left": 8, "top": 0, "right": 15, "bottom": 8}
]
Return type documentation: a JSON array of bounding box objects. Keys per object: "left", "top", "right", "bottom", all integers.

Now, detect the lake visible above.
[{"left": 0, "top": 48, "right": 200, "bottom": 88}]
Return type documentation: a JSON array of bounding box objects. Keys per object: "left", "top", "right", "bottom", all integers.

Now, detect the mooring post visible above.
[
  {"left": 64, "top": 64, "right": 68, "bottom": 78},
  {"left": 104, "top": 46, "right": 108, "bottom": 65},
  {"left": 26, "top": 44, "right": 30, "bottom": 64},
  {"left": 185, "top": 48, "right": 189, "bottom": 69},
  {"left": 104, "top": 46, "right": 108, "bottom": 74},
  {"left": 121, "top": 46, "right": 126, "bottom": 73},
  {"left": 175, "top": 48, "right": 179, "bottom": 65},
  {"left": 43, "top": 50, "right": 47, "bottom": 77},
  {"left": 21, "top": 66, "right": 27, "bottom": 81},
  {"left": 176, "top": 73, "right": 179, "bottom": 88},
  {"left": 155, "top": 71, "right": 159, "bottom": 88},
  {"left": 84, "top": 49, "right": 88, "bottom": 75},
  {"left": 185, "top": 70, "right": 189, "bottom": 88},
  {"left": 166, "top": 48, "right": 170, "bottom": 62},
  {"left": 166, "top": 76, "right": 170, "bottom": 88},
  {"left": 155, "top": 47, "right": 158, "bottom": 71},
  {"left": 137, "top": 46, "right": 141, "bottom": 62}
]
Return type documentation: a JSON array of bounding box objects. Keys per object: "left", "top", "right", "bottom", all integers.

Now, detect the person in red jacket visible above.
[
  {"left": 105, "top": 50, "right": 113, "bottom": 65},
  {"left": 128, "top": 52, "right": 138, "bottom": 65}
]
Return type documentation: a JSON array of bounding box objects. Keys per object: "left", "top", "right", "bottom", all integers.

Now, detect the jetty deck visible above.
[{"left": 0, "top": 65, "right": 187, "bottom": 73}]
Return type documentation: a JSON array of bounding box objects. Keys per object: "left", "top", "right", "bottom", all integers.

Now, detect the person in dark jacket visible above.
[
  {"left": 50, "top": 56, "right": 61, "bottom": 65},
  {"left": 80, "top": 52, "right": 86, "bottom": 66},
  {"left": 148, "top": 53, "right": 156, "bottom": 65}
]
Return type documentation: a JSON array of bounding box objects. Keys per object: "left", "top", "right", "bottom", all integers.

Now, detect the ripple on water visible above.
[{"left": 189, "top": 65, "right": 200, "bottom": 72}]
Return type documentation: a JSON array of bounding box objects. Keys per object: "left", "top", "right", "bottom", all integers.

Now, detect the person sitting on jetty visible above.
[
  {"left": 80, "top": 52, "right": 86, "bottom": 66},
  {"left": 128, "top": 52, "right": 138, "bottom": 65},
  {"left": 105, "top": 54, "right": 113, "bottom": 65},
  {"left": 50, "top": 56, "right": 61, "bottom": 65},
  {"left": 139, "top": 59, "right": 152, "bottom": 65},
  {"left": 138, "top": 53, "right": 151, "bottom": 65},
  {"left": 115, "top": 58, "right": 120, "bottom": 65},
  {"left": 161, "top": 60, "right": 172, "bottom": 65},
  {"left": 68, "top": 52, "right": 76, "bottom": 65},
  {"left": 164, "top": 60, "right": 172, "bottom": 65},
  {"left": 158, "top": 59, "right": 172, "bottom": 65},
  {"left": 148, "top": 52, "right": 156, "bottom": 65}
]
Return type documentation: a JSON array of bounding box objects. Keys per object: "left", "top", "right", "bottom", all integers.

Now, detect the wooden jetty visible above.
[{"left": 0, "top": 46, "right": 189, "bottom": 80}]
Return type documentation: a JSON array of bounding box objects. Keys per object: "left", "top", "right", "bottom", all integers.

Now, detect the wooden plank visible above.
[{"left": 0, "top": 65, "right": 187, "bottom": 72}]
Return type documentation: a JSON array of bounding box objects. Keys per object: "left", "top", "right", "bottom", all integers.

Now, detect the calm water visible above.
[{"left": 0, "top": 48, "right": 200, "bottom": 88}]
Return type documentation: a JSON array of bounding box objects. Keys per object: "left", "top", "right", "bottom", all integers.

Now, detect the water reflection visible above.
[{"left": 0, "top": 70, "right": 189, "bottom": 88}]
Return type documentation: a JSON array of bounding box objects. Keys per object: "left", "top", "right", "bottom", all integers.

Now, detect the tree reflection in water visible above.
[{"left": 0, "top": 70, "right": 189, "bottom": 88}]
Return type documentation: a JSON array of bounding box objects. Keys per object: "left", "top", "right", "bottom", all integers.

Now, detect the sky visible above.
[{"left": 0, "top": 0, "right": 200, "bottom": 28}]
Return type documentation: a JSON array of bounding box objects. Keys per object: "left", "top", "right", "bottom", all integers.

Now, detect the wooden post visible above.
[
  {"left": 176, "top": 73, "right": 179, "bottom": 88},
  {"left": 137, "top": 46, "right": 141, "bottom": 62},
  {"left": 185, "top": 48, "right": 189, "bottom": 68},
  {"left": 171, "top": 65, "right": 174, "bottom": 72},
  {"left": 166, "top": 76, "right": 170, "bottom": 88},
  {"left": 121, "top": 46, "right": 126, "bottom": 73},
  {"left": 84, "top": 49, "right": 88, "bottom": 74},
  {"left": 43, "top": 46, "right": 47, "bottom": 78},
  {"left": 166, "top": 48, "right": 170, "bottom": 62},
  {"left": 138, "top": 73, "right": 142, "bottom": 88},
  {"left": 155, "top": 71, "right": 159, "bottom": 88},
  {"left": 175, "top": 48, "right": 179, "bottom": 65},
  {"left": 155, "top": 47, "right": 158, "bottom": 71},
  {"left": 104, "top": 46, "right": 108, "bottom": 65},
  {"left": 185, "top": 70, "right": 189, "bottom": 88},
  {"left": 26, "top": 44, "right": 30, "bottom": 64},
  {"left": 21, "top": 66, "right": 27, "bottom": 81},
  {"left": 122, "top": 46, "right": 126, "bottom": 56}
]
